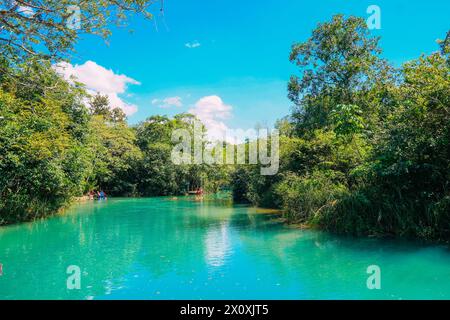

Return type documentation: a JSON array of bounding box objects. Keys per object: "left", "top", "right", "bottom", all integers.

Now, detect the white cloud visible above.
[
  {"left": 189, "top": 95, "right": 233, "bottom": 141},
  {"left": 162, "top": 96, "right": 183, "bottom": 108},
  {"left": 152, "top": 96, "right": 183, "bottom": 108},
  {"left": 185, "top": 41, "right": 201, "bottom": 49},
  {"left": 54, "top": 61, "right": 141, "bottom": 115},
  {"left": 166, "top": 96, "right": 182, "bottom": 106}
]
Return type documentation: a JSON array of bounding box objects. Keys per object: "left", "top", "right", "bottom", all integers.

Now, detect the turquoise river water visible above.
[{"left": 0, "top": 196, "right": 449, "bottom": 299}]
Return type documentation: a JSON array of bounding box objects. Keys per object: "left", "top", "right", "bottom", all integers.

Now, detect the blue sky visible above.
[{"left": 67, "top": 0, "right": 449, "bottom": 134}]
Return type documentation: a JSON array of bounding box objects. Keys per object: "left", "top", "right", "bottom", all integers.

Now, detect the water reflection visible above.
[{"left": 204, "top": 221, "right": 233, "bottom": 268}]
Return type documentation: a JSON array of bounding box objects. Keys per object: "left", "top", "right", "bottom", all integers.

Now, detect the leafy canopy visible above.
[{"left": 0, "top": 0, "right": 153, "bottom": 62}]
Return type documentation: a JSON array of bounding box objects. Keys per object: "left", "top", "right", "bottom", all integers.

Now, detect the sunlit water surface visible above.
[{"left": 1, "top": 196, "right": 449, "bottom": 299}]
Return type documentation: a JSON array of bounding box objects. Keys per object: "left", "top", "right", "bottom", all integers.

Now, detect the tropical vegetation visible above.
[{"left": 1, "top": 4, "right": 449, "bottom": 242}]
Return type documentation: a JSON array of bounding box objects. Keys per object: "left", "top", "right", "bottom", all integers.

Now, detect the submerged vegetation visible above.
[{"left": 0, "top": 7, "right": 449, "bottom": 242}]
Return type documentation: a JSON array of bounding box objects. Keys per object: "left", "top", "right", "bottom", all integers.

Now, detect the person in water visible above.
[{"left": 99, "top": 190, "right": 107, "bottom": 200}]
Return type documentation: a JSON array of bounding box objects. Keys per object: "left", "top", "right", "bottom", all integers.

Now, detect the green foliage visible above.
[
  {"left": 0, "top": 61, "right": 228, "bottom": 224},
  {"left": 0, "top": 60, "right": 91, "bottom": 224},
  {"left": 87, "top": 115, "right": 142, "bottom": 196},
  {"left": 88, "top": 94, "right": 127, "bottom": 123},
  {"left": 89, "top": 94, "right": 111, "bottom": 117},
  {"left": 329, "top": 104, "right": 365, "bottom": 137},
  {"left": 0, "top": 0, "right": 154, "bottom": 62},
  {"left": 322, "top": 51, "right": 450, "bottom": 240},
  {"left": 135, "top": 115, "right": 187, "bottom": 196},
  {"left": 134, "top": 114, "right": 229, "bottom": 196},
  {"left": 230, "top": 15, "right": 450, "bottom": 241},
  {"left": 231, "top": 166, "right": 250, "bottom": 203},
  {"left": 289, "top": 20, "right": 449, "bottom": 241},
  {"left": 275, "top": 171, "right": 348, "bottom": 223},
  {"left": 438, "top": 31, "right": 450, "bottom": 66},
  {"left": 1, "top": 11, "right": 449, "bottom": 243},
  {"left": 230, "top": 139, "right": 281, "bottom": 207},
  {"left": 0, "top": 2, "right": 230, "bottom": 225},
  {"left": 288, "top": 15, "right": 395, "bottom": 134}
]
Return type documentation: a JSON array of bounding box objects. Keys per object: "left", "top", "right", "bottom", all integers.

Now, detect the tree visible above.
[
  {"left": 134, "top": 114, "right": 228, "bottom": 196},
  {"left": 0, "top": 60, "right": 92, "bottom": 224},
  {"left": 111, "top": 107, "right": 126, "bottom": 123},
  {"left": 375, "top": 51, "right": 450, "bottom": 202},
  {"left": 89, "top": 93, "right": 110, "bottom": 117},
  {"left": 438, "top": 31, "right": 450, "bottom": 66},
  {"left": 288, "top": 15, "right": 393, "bottom": 134},
  {"left": 0, "top": 0, "right": 153, "bottom": 62},
  {"left": 329, "top": 104, "right": 365, "bottom": 138},
  {"left": 88, "top": 93, "right": 127, "bottom": 123},
  {"left": 87, "top": 115, "right": 142, "bottom": 196},
  {"left": 233, "top": 17, "right": 450, "bottom": 241},
  {"left": 319, "top": 32, "right": 450, "bottom": 240}
]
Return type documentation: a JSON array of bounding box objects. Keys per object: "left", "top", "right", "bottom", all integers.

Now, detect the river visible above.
[{"left": 0, "top": 196, "right": 449, "bottom": 299}]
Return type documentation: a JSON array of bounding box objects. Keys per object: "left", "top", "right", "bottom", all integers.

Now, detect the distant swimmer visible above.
[{"left": 98, "top": 190, "right": 107, "bottom": 200}]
